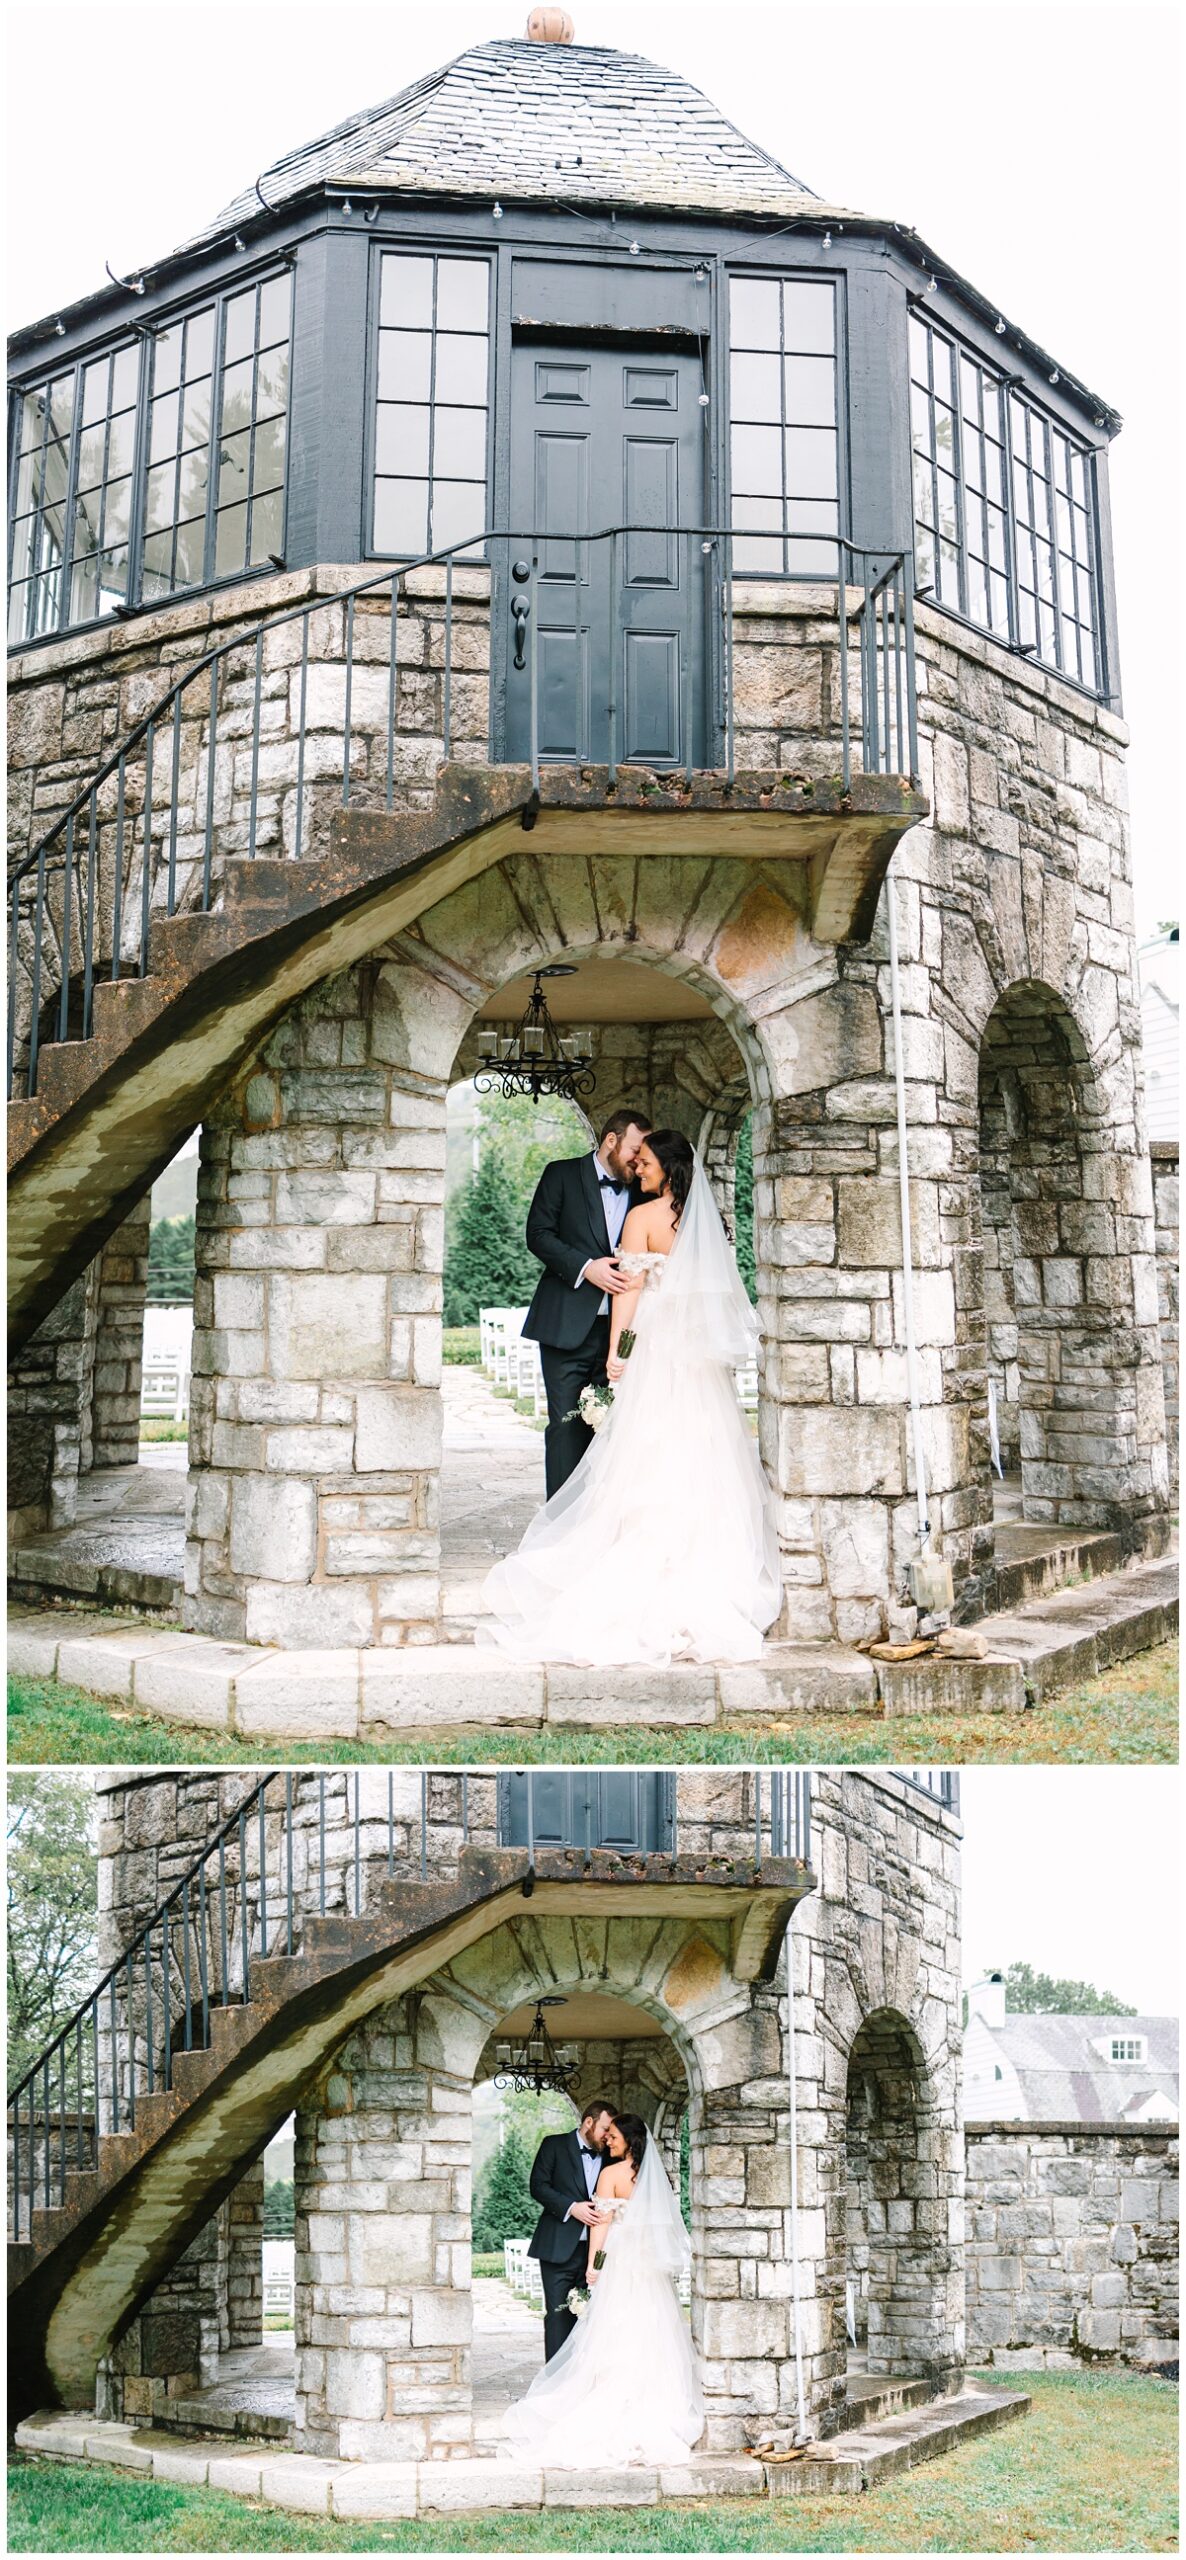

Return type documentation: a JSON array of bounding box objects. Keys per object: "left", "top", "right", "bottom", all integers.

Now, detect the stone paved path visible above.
[
  {"left": 472, "top": 2278, "right": 544, "bottom": 2445},
  {"left": 439, "top": 1367, "right": 543, "bottom": 1621}
]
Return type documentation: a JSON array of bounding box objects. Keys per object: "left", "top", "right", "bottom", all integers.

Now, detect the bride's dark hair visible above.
[
  {"left": 613, "top": 2113, "right": 649, "bottom": 2178},
  {"left": 645, "top": 1129, "right": 694, "bottom": 1226}
]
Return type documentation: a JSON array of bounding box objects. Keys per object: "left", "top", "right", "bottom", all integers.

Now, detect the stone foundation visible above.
[{"left": 965, "top": 2122, "right": 1179, "bottom": 2367}]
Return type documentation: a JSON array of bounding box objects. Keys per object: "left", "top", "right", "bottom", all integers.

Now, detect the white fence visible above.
[
  {"left": 140, "top": 1305, "right": 194, "bottom": 1425},
  {"left": 478, "top": 1309, "right": 756, "bottom": 1416}
]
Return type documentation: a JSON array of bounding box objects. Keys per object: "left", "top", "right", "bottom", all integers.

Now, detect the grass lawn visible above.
[
  {"left": 7, "top": 2372, "right": 1178, "bottom": 2551},
  {"left": 7, "top": 1641, "right": 1177, "bottom": 1766}
]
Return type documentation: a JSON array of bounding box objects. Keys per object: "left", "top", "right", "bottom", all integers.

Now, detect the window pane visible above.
[
  {"left": 429, "top": 479, "right": 486, "bottom": 553},
  {"left": 150, "top": 391, "right": 179, "bottom": 462},
  {"left": 431, "top": 404, "right": 487, "bottom": 479},
  {"left": 782, "top": 281, "right": 834, "bottom": 353},
  {"left": 76, "top": 423, "right": 106, "bottom": 492},
  {"left": 220, "top": 357, "right": 255, "bottom": 436},
  {"left": 19, "top": 391, "right": 43, "bottom": 451},
  {"left": 784, "top": 427, "right": 836, "bottom": 497},
  {"left": 909, "top": 314, "right": 930, "bottom": 384},
  {"left": 250, "top": 486, "right": 284, "bottom": 564},
  {"left": 938, "top": 538, "right": 960, "bottom": 604},
  {"left": 252, "top": 412, "right": 287, "bottom": 493},
  {"left": 935, "top": 468, "right": 959, "bottom": 545},
  {"left": 380, "top": 255, "right": 434, "bottom": 329},
  {"left": 376, "top": 402, "right": 431, "bottom": 478},
  {"left": 910, "top": 381, "right": 932, "bottom": 451},
  {"left": 218, "top": 426, "right": 252, "bottom": 504},
  {"left": 215, "top": 501, "right": 249, "bottom": 576},
  {"left": 142, "top": 529, "right": 173, "bottom": 588},
  {"left": 960, "top": 357, "right": 981, "bottom": 426},
  {"left": 434, "top": 259, "right": 489, "bottom": 332},
  {"left": 933, "top": 403, "right": 955, "bottom": 468},
  {"left": 81, "top": 362, "right": 108, "bottom": 426},
  {"left": 186, "top": 307, "right": 216, "bottom": 379},
  {"left": 223, "top": 290, "right": 257, "bottom": 366},
  {"left": 378, "top": 330, "right": 433, "bottom": 402},
  {"left": 49, "top": 377, "right": 75, "bottom": 441},
  {"left": 730, "top": 350, "right": 780, "bottom": 419},
  {"left": 731, "top": 422, "right": 782, "bottom": 493},
  {"left": 915, "top": 523, "right": 935, "bottom": 588},
  {"left": 374, "top": 477, "right": 429, "bottom": 554},
  {"left": 106, "top": 410, "right": 136, "bottom": 481},
  {"left": 433, "top": 333, "right": 488, "bottom": 405},
  {"left": 730, "top": 276, "right": 781, "bottom": 348},
  {"left": 255, "top": 344, "right": 289, "bottom": 419},
  {"left": 111, "top": 345, "right": 139, "bottom": 412},
  {"left": 912, "top": 449, "right": 935, "bottom": 527},
  {"left": 10, "top": 512, "right": 34, "bottom": 579},
  {"left": 104, "top": 477, "right": 132, "bottom": 546},
  {"left": 146, "top": 461, "right": 177, "bottom": 531},
  {"left": 181, "top": 378, "right": 212, "bottom": 451},
  {"left": 257, "top": 274, "right": 291, "bottom": 349},
  {"left": 931, "top": 334, "right": 955, "bottom": 409},
  {"left": 174, "top": 515, "right": 206, "bottom": 584},
  {"left": 784, "top": 353, "right": 834, "bottom": 427},
  {"left": 785, "top": 496, "right": 839, "bottom": 575},
  {"left": 178, "top": 446, "right": 209, "bottom": 516},
  {"left": 731, "top": 495, "right": 782, "bottom": 572}
]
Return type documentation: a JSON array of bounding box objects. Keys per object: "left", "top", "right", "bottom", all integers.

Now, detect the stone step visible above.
[
  {"left": 991, "top": 1523, "right": 1126, "bottom": 1611},
  {"left": 765, "top": 2382, "right": 1031, "bottom": 2495},
  {"left": 844, "top": 2370, "right": 934, "bottom": 2423},
  {"left": 878, "top": 1552, "right": 1178, "bottom": 1714}
]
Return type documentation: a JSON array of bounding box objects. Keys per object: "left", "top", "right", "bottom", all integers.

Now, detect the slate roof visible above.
[
  {"left": 180, "top": 37, "right": 834, "bottom": 252},
  {"left": 969, "top": 2015, "right": 1179, "bottom": 2125}
]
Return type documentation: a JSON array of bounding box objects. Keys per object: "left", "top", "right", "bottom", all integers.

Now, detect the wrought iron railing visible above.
[
  {"left": 890, "top": 1767, "right": 961, "bottom": 1814},
  {"left": 7, "top": 526, "right": 917, "bottom": 1099},
  {"left": 7, "top": 1765, "right": 811, "bottom": 2243}
]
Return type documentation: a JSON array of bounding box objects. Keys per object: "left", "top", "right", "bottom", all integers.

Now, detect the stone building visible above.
[
  {"left": 10, "top": 1766, "right": 967, "bottom": 2462},
  {"left": 7, "top": 16, "right": 1172, "bottom": 1679}
]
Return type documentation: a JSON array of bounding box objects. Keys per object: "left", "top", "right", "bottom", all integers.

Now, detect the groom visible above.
[
  {"left": 527, "top": 2101, "right": 616, "bottom": 2360},
  {"left": 522, "top": 1109, "right": 651, "bottom": 1497}
]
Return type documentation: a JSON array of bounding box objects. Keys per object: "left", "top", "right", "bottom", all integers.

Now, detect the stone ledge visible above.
[
  {"left": 8, "top": 1547, "right": 1175, "bottom": 1735},
  {"left": 11, "top": 2416, "right": 758, "bottom": 2514}
]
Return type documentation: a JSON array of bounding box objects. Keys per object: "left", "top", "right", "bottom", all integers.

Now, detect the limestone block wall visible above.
[
  {"left": 965, "top": 2124, "right": 1179, "bottom": 2367},
  {"left": 91, "top": 1202, "right": 152, "bottom": 1469},
  {"left": 7, "top": 563, "right": 489, "bottom": 1076},
  {"left": 227, "top": 2158, "right": 266, "bottom": 2350},
  {"left": 1151, "top": 1142, "right": 1178, "bottom": 1496},
  {"left": 184, "top": 962, "right": 448, "bottom": 1648},
  {"left": 7, "top": 1268, "right": 98, "bottom": 1539}
]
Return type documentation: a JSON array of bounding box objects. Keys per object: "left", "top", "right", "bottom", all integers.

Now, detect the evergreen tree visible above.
[
  {"left": 444, "top": 1153, "right": 538, "bottom": 1326},
  {"left": 472, "top": 2125, "right": 535, "bottom": 2250},
  {"left": 734, "top": 1117, "right": 756, "bottom": 1303},
  {"left": 147, "top": 1214, "right": 196, "bottom": 1304},
  {"left": 263, "top": 2178, "right": 294, "bottom": 2238}
]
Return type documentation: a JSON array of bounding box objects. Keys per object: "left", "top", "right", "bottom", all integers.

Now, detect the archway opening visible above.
[
  {"left": 469, "top": 1988, "right": 692, "bottom": 2449},
  {"left": 440, "top": 947, "right": 760, "bottom": 1615},
  {"left": 977, "top": 981, "right": 1128, "bottom": 1536},
  {"left": 844, "top": 2011, "right": 942, "bottom": 2389}
]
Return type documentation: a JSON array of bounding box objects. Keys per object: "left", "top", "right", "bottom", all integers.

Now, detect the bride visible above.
[
  {"left": 502, "top": 2113, "right": 703, "bottom": 2467},
  {"left": 477, "top": 1131, "right": 780, "bottom": 1665}
]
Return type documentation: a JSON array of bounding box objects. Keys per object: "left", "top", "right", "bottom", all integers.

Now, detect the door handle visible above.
[{"left": 511, "top": 594, "right": 531, "bottom": 670}]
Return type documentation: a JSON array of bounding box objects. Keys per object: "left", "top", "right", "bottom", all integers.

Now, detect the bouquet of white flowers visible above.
[{"left": 565, "top": 2284, "right": 591, "bottom": 2319}]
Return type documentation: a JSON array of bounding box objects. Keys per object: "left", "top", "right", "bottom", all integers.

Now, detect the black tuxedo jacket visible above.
[
  {"left": 527, "top": 2127, "right": 601, "bottom": 2265},
  {"left": 522, "top": 1153, "right": 640, "bottom": 1351}
]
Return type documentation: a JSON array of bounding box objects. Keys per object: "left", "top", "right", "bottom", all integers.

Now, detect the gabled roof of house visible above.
[
  {"left": 967, "top": 2013, "right": 1179, "bottom": 2124},
  {"left": 181, "top": 38, "right": 832, "bottom": 252}
]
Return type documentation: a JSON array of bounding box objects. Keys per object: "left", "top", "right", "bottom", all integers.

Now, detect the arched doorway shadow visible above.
[
  {"left": 844, "top": 2009, "right": 951, "bottom": 2390},
  {"left": 976, "top": 979, "right": 1133, "bottom": 1534}
]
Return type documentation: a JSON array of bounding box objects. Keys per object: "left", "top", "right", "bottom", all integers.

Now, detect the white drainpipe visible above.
[
  {"left": 885, "top": 869, "right": 931, "bottom": 1547},
  {"left": 785, "top": 1911, "right": 809, "bottom": 2443}
]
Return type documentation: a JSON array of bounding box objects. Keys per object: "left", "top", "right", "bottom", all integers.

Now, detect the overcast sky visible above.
[
  {"left": 960, "top": 1766, "right": 1179, "bottom": 2013},
  {"left": 6, "top": 0, "right": 1181, "bottom": 933}
]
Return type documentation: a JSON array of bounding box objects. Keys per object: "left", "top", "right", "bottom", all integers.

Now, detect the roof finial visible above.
[{"left": 526, "top": 7, "right": 574, "bottom": 38}]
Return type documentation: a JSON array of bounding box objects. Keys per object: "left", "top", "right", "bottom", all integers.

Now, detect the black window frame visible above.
[
  {"left": 909, "top": 304, "right": 1104, "bottom": 699},
  {"left": 367, "top": 242, "right": 494, "bottom": 564},
  {"left": 725, "top": 266, "right": 847, "bottom": 579},
  {"left": 6, "top": 259, "right": 295, "bottom": 651}
]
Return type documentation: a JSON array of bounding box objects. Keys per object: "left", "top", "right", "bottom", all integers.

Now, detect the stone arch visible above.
[
  {"left": 974, "top": 976, "right": 1166, "bottom": 1531},
  {"left": 843, "top": 2007, "right": 953, "bottom": 2385}
]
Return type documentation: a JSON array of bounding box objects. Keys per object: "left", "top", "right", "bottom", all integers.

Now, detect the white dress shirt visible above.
[
  {"left": 578, "top": 1148, "right": 632, "bottom": 1313},
  {"left": 566, "top": 2138, "right": 604, "bottom": 2217}
]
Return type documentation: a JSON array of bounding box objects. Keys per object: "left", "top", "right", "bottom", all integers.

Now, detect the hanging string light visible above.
[
  {"left": 474, "top": 964, "right": 595, "bottom": 1105},
  {"left": 494, "top": 1999, "right": 581, "bottom": 2097}
]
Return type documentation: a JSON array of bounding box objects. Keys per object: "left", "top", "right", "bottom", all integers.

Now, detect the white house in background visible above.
[
  {"left": 1138, "top": 929, "right": 1180, "bottom": 1143},
  {"left": 964, "top": 1976, "right": 1179, "bottom": 2122}
]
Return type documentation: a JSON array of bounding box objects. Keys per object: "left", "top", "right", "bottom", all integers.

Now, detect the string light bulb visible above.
[
  {"left": 994, "top": 316, "right": 1006, "bottom": 335},
  {"left": 492, "top": 200, "right": 504, "bottom": 219}
]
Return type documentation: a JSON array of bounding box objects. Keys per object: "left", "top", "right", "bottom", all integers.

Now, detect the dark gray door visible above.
[
  {"left": 498, "top": 1772, "right": 674, "bottom": 1855},
  {"left": 503, "top": 340, "right": 706, "bottom": 767}
]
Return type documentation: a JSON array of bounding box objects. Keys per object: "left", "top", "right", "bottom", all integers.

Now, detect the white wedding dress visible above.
[
  {"left": 477, "top": 1156, "right": 780, "bottom": 1665},
  {"left": 502, "top": 2141, "right": 704, "bottom": 2468}
]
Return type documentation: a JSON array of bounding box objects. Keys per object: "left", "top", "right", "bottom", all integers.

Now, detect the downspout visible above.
[
  {"left": 885, "top": 868, "right": 931, "bottom": 1549},
  {"left": 784, "top": 1908, "right": 809, "bottom": 2444}
]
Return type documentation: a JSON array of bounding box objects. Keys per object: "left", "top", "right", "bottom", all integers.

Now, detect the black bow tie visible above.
[{"left": 598, "top": 1175, "right": 626, "bottom": 1193}]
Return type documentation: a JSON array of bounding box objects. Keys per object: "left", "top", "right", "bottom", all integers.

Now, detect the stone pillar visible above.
[
  {"left": 226, "top": 2158, "right": 265, "bottom": 2349},
  {"left": 693, "top": 1992, "right": 796, "bottom": 2451},
  {"left": 90, "top": 1201, "right": 152, "bottom": 1469},
  {"left": 295, "top": 1993, "right": 473, "bottom": 2461},
  {"left": 185, "top": 960, "right": 450, "bottom": 1647},
  {"left": 6, "top": 1269, "right": 97, "bottom": 1541}
]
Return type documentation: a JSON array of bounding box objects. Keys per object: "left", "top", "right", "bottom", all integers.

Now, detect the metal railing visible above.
[
  {"left": 891, "top": 1768, "right": 961, "bottom": 1814},
  {"left": 7, "top": 524, "right": 917, "bottom": 1099},
  {"left": 7, "top": 1765, "right": 811, "bottom": 2242}
]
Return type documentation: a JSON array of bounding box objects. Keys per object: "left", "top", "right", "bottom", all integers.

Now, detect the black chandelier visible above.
[
  {"left": 474, "top": 964, "right": 596, "bottom": 1106},
  {"left": 493, "top": 1998, "right": 581, "bottom": 2097}
]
